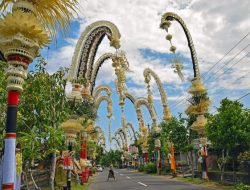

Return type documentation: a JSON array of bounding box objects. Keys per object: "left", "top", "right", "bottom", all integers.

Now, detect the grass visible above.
[
  {"left": 71, "top": 184, "right": 88, "bottom": 190},
  {"left": 42, "top": 184, "right": 88, "bottom": 190},
  {"left": 176, "top": 177, "right": 235, "bottom": 190},
  {"left": 42, "top": 178, "right": 94, "bottom": 190}
]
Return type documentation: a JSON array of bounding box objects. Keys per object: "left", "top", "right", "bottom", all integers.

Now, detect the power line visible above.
[
  {"left": 170, "top": 93, "right": 187, "bottom": 107},
  {"left": 207, "top": 52, "right": 250, "bottom": 85},
  {"left": 170, "top": 95, "right": 188, "bottom": 110},
  {"left": 206, "top": 66, "right": 250, "bottom": 97},
  {"left": 170, "top": 33, "right": 250, "bottom": 110},
  {"left": 234, "top": 71, "right": 250, "bottom": 82},
  {"left": 169, "top": 94, "right": 185, "bottom": 107},
  {"left": 237, "top": 92, "right": 250, "bottom": 101},
  {"left": 171, "top": 48, "right": 250, "bottom": 111},
  {"left": 171, "top": 67, "right": 250, "bottom": 113},
  {"left": 204, "top": 44, "right": 250, "bottom": 83},
  {"left": 201, "top": 32, "right": 250, "bottom": 79},
  {"left": 211, "top": 92, "right": 250, "bottom": 114}
]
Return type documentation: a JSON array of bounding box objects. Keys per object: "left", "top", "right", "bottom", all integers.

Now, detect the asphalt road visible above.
[{"left": 88, "top": 169, "right": 215, "bottom": 190}]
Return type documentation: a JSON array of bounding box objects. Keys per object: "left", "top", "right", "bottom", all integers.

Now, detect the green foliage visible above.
[
  {"left": 17, "top": 58, "right": 70, "bottom": 168},
  {"left": 92, "top": 167, "right": 96, "bottom": 174},
  {"left": 206, "top": 98, "right": 250, "bottom": 150},
  {"left": 147, "top": 133, "right": 155, "bottom": 160},
  {"left": 238, "top": 151, "right": 250, "bottom": 161},
  {"left": 160, "top": 117, "right": 192, "bottom": 152},
  {"left": 0, "top": 60, "right": 7, "bottom": 148},
  {"left": 73, "top": 99, "right": 97, "bottom": 120},
  {"left": 95, "top": 145, "right": 105, "bottom": 164},
  {"left": 188, "top": 92, "right": 209, "bottom": 106},
  {"left": 87, "top": 141, "right": 97, "bottom": 160},
  {"left": 234, "top": 183, "right": 250, "bottom": 190},
  {"left": 217, "top": 156, "right": 232, "bottom": 165},
  {"left": 137, "top": 165, "right": 144, "bottom": 172},
  {"left": 19, "top": 126, "right": 66, "bottom": 167},
  {"left": 144, "top": 162, "right": 156, "bottom": 174},
  {"left": 100, "top": 150, "right": 122, "bottom": 167},
  {"left": 73, "top": 78, "right": 88, "bottom": 85}
]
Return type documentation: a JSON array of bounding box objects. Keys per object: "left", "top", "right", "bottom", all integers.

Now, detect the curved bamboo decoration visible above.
[
  {"left": 124, "top": 92, "right": 136, "bottom": 104},
  {"left": 114, "top": 130, "right": 126, "bottom": 149},
  {"left": 160, "top": 12, "right": 200, "bottom": 79},
  {"left": 123, "top": 92, "right": 157, "bottom": 149},
  {"left": 68, "top": 20, "right": 121, "bottom": 82},
  {"left": 143, "top": 68, "right": 171, "bottom": 121},
  {"left": 135, "top": 98, "right": 158, "bottom": 150},
  {"left": 135, "top": 97, "right": 157, "bottom": 126},
  {"left": 93, "top": 84, "right": 112, "bottom": 99},
  {"left": 90, "top": 53, "right": 114, "bottom": 93},
  {"left": 90, "top": 51, "right": 129, "bottom": 106},
  {"left": 160, "top": 12, "right": 210, "bottom": 135},
  {"left": 118, "top": 128, "right": 128, "bottom": 148},
  {"left": 123, "top": 93, "right": 156, "bottom": 140},
  {"left": 112, "top": 137, "right": 122, "bottom": 150},
  {"left": 90, "top": 52, "right": 129, "bottom": 94},
  {"left": 95, "top": 95, "right": 112, "bottom": 119},
  {"left": 123, "top": 92, "right": 145, "bottom": 128},
  {"left": 95, "top": 126, "right": 106, "bottom": 147},
  {"left": 126, "top": 123, "right": 137, "bottom": 142}
]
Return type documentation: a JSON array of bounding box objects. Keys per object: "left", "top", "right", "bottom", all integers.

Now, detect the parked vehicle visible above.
[{"left": 96, "top": 165, "right": 103, "bottom": 172}]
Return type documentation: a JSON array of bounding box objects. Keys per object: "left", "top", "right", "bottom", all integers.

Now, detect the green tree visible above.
[
  {"left": 17, "top": 58, "right": 70, "bottom": 189},
  {"left": 184, "top": 114, "right": 200, "bottom": 178},
  {"left": 160, "top": 117, "right": 189, "bottom": 152},
  {"left": 206, "top": 98, "right": 250, "bottom": 182},
  {"left": 95, "top": 145, "right": 105, "bottom": 165},
  {"left": 160, "top": 116, "right": 196, "bottom": 176},
  {"left": 100, "top": 150, "right": 122, "bottom": 167},
  {"left": 0, "top": 60, "right": 7, "bottom": 148}
]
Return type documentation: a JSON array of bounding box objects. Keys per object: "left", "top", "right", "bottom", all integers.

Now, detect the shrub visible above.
[
  {"left": 144, "top": 162, "right": 157, "bottom": 174},
  {"left": 162, "top": 164, "right": 171, "bottom": 175},
  {"left": 234, "top": 183, "right": 250, "bottom": 190},
  {"left": 138, "top": 165, "right": 144, "bottom": 172},
  {"left": 238, "top": 151, "right": 250, "bottom": 161}
]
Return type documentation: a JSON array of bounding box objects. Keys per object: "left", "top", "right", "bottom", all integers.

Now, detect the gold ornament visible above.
[
  {"left": 186, "top": 99, "right": 210, "bottom": 115},
  {"left": 0, "top": 0, "right": 79, "bottom": 37},
  {"left": 16, "top": 151, "right": 22, "bottom": 176},
  {"left": 0, "top": 11, "right": 50, "bottom": 49},
  {"left": 190, "top": 115, "right": 207, "bottom": 134},
  {"left": 171, "top": 59, "right": 184, "bottom": 81},
  {"left": 188, "top": 79, "right": 207, "bottom": 95},
  {"left": 60, "top": 119, "right": 82, "bottom": 145}
]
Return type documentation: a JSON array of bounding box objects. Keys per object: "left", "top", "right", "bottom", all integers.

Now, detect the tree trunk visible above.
[
  {"left": 232, "top": 157, "right": 236, "bottom": 183},
  {"left": 49, "top": 153, "right": 57, "bottom": 190},
  {"left": 220, "top": 149, "right": 225, "bottom": 183},
  {"left": 190, "top": 150, "right": 194, "bottom": 179},
  {"left": 30, "top": 171, "right": 41, "bottom": 190},
  {"left": 24, "top": 171, "right": 30, "bottom": 190}
]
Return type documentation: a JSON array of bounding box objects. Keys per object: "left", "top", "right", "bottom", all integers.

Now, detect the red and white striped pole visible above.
[
  {"left": 81, "top": 132, "right": 88, "bottom": 183},
  {"left": 2, "top": 55, "right": 30, "bottom": 190}
]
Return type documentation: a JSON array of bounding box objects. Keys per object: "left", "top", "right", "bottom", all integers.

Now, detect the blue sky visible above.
[{"left": 35, "top": 0, "right": 250, "bottom": 150}]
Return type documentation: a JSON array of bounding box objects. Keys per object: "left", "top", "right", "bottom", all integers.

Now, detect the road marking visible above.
[
  {"left": 137, "top": 182, "right": 147, "bottom": 187},
  {"left": 120, "top": 174, "right": 124, "bottom": 176},
  {"left": 126, "top": 176, "right": 131, "bottom": 179}
]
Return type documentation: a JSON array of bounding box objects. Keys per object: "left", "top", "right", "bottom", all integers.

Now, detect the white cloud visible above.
[{"left": 45, "top": 0, "right": 250, "bottom": 118}]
